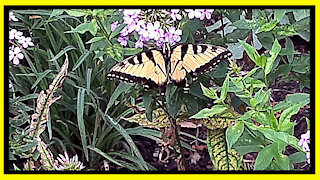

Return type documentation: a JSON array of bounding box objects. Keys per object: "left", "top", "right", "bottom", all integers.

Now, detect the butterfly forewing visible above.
[
  {"left": 169, "top": 44, "right": 232, "bottom": 85},
  {"left": 107, "top": 50, "right": 167, "bottom": 89}
]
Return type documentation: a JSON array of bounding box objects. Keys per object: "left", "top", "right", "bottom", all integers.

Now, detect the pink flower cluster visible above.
[
  {"left": 185, "top": 9, "right": 214, "bottom": 20},
  {"left": 114, "top": 9, "right": 215, "bottom": 49},
  {"left": 116, "top": 9, "right": 183, "bottom": 48},
  {"left": 9, "top": 12, "right": 34, "bottom": 65},
  {"left": 298, "top": 130, "right": 310, "bottom": 164}
]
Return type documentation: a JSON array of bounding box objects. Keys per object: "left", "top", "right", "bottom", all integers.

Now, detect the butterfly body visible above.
[{"left": 107, "top": 44, "right": 232, "bottom": 92}]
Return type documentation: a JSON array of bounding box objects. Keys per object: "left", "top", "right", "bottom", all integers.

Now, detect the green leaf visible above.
[
  {"left": 77, "top": 88, "right": 89, "bottom": 161},
  {"left": 214, "top": 74, "right": 229, "bottom": 103},
  {"left": 274, "top": 9, "right": 286, "bottom": 22},
  {"left": 265, "top": 39, "right": 281, "bottom": 75},
  {"left": 106, "top": 82, "right": 133, "bottom": 112},
  {"left": 245, "top": 122, "right": 301, "bottom": 150},
  {"left": 143, "top": 91, "right": 154, "bottom": 121},
  {"left": 255, "top": 55, "right": 267, "bottom": 68},
  {"left": 273, "top": 25, "right": 298, "bottom": 37},
  {"left": 231, "top": 19, "right": 259, "bottom": 29},
  {"left": 123, "top": 48, "right": 142, "bottom": 56},
  {"left": 306, "top": 117, "right": 310, "bottom": 130},
  {"left": 31, "top": 70, "right": 54, "bottom": 89},
  {"left": 50, "top": 9, "right": 64, "bottom": 17},
  {"left": 254, "top": 143, "right": 275, "bottom": 170},
  {"left": 109, "top": 24, "right": 126, "bottom": 40},
  {"left": 65, "top": 9, "right": 89, "bottom": 17},
  {"left": 273, "top": 93, "right": 310, "bottom": 112},
  {"left": 274, "top": 153, "right": 291, "bottom": 170},
  {"left": 88, "top": 146, "right": 125, "bottom": 167},
  {"left": 200, "top": 83, "right": 217, "bottom": 99},
  {"left": 70, "top": 20, "right": 98, "bottom": 36},
  {"left": 86, "top": 36, "right": 105, "bottom": 44},
  {"left": 269, "top": 113, "right": 278, "bottom": 129},
  {"left": 237, "top": 110, "right": 255, "bottom": 121},
  {"left": 226, "top": 121, "right": 244, "bottom": 150},
  {"left": 233, "top": 130, "right": 265, "bottom": 155},
  {"left": 191, "top": 105, "right": 228, "bottom": 119},
  {"left": 72, "top": 50, "right": 91, "bottom": 71},
  {"left": 278, "top": 104, "right": 300, "bottom": 131},
  {"left": 258, "top": 20, "right": 278, "bottom": 33},
  {"left": 238, "top": 40, "right": 260, "bottom": 62},
  {"left": 293, "top": 9, "right": 310, "bottom": 21},
  {"left": 101, "top": 113, "right": 149, "bottom": 170},
  {"left": 244, "top": 67, "right": 259, "bottom": 80},
  {"left": 289, "top": 152, "right": 307, "bottom": 163}
]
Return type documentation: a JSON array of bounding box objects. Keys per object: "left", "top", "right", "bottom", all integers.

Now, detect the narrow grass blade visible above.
[{"left": 77, "top": 88, "right": 89, "bottom": 161}]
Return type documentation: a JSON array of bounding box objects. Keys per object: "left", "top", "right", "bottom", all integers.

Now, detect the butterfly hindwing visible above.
[
  {"left": 169, "top": 44, "right": 232, "bottom": 87},
  {"left": 107, "top": 49, "right": 167, "bottom": 89}
]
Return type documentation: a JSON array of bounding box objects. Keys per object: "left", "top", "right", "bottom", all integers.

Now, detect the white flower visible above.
[
  {"left": 9, "top": 12, "right": 19, "bottom": 21},
  {"left": 185, "top": 9, "right": 202, "bottom": 19},
  {"left": 54, "top": 152, "right": 85, "bottom": 171},
  {"left": 9, "top": 46, "right": 24, "bottom": 65},
  {"left": 9, "top": 29, "right": 23, "bottom": 40},
  {"left": 298, "top": 130, "right": 310, "bottom": 164},
  {"left": 18, "top": 36, "right": 34, "bottom": 48}
]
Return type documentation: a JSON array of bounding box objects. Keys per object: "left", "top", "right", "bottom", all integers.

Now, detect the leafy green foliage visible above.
[{"left": 9, "top": 8, "right": 310, "bottom": 171}]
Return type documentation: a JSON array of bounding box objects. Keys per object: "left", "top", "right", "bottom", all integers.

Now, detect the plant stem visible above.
[{"left": 155, "top": 99, "right": 188, "bottom": 170}]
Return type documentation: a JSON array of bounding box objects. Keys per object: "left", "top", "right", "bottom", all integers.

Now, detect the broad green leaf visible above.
[
  {"left": 214, "top": 74, "right": 229, "bottom": 103},
  {"left": 123, "top": 48, "right": 142, "bottom": 56},
  {"left": 245, "top": 121, "right": 301, "bottom": 150},
  {"left": 86, "top": 36, "right": 105, "bottom": 44},
  {"left": 255, "top": 55, "right": 267, "bottom": 68},
  {"left": 254, "top": 143, "right": 275, "bottom": 170},
  {"left": 278, "top": 104, "right": 300, "bottom": 131},
  {"left": 250, "top": 98, "right": 258, "bottom": 107},
  {"left": 306, "top": 117, "right": 310, "bottom": 130},
  {"left": 226, "top": 121, "right": 244, "bottom": 150},
  {"left": 70, "top": 20, "right": 98, "bottom": 36},
  {"left": 233, "top": 130, "right": 265, "bottom": 155},
  {"left": 265, "top": 39, "right": 281, "bottom": 75},
  {"left": 269, "top": 113, "right": 278, "bottom": 129},
  {"left": 50, "top": 9, "right": 64, "bottom": 17},
  {"left": 273, "top": 93, "right": 310, "bottom": 112},
  {"left": 142, "top": 91, "right": 154, "bottom": 121},
  {"left": 273, "top": 25, "right": 297, "bottom": 37},
  {"left": 237, "top": 110, "right": 255, "bottom": 121},
  {"left": 106, "top": 82, "right": 133, "bottom": 112},
  {"left": 293, "top": 9, "right": 310, "bottom": 21},
  {"left": 274, "top": 153, "right": 291, "bottom": 170},
  {"left": 191, "top": 105, "right": 228, "bottom": 119},
  {"left": 200, "top": 83, "right": 217, "bottom": 99},
  {"left": 231, "top": 19, "right": 259, "bottom": 29},
  {"left": 289, "top": 152, "right": 307, "bottom": 163},
  {"left": 274, "top": 9, "right": 286, "bottom": 22},
  {"left": 109, "top": 24, "right": 126, "bottom": 40},
  {"left": 258, "top": 20, "right": 278, "bottom": 33},
  {"left": 238, "top": 40, "right": 260, "bottom": 62},
  {"left": 244, "top": 67, "right": 259, "bottom": 80},
  {"left": 252, "top": 111, "right": 269, "bottom": 125},
  {"left": 77, "top": 88, "right": 88, "bottom": 161},
  {"left": 65, "top": 9, "right": 89, "bottom": 17},
  {"left": 109, "top": 24, "right": 126, "bottom": 39}
]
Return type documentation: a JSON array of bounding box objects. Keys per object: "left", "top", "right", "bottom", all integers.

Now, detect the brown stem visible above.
[{"left": 155, "top": 99, "right": 188, "bottom": 170}]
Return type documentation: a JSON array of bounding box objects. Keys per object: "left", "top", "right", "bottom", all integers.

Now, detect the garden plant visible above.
[{"left": 8, "top": 8, "right": 311, "bottom": 171}]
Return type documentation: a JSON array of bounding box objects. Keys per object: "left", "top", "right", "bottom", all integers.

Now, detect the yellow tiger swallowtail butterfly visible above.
[{"left": 107, "top": 44, "right": 232, "bottom": 92}]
